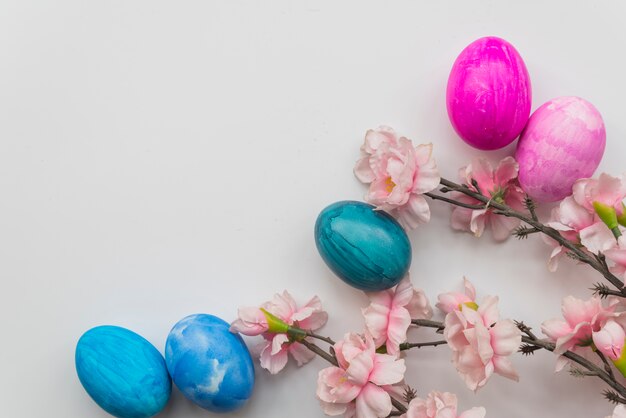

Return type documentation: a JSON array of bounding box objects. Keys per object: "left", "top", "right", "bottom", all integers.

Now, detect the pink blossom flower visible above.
[
  {"left": 230, "top": 291, "right": 328, "bottom": 374},
  {"left": 573, "top": 173, "right": 626, "bottom": 216},
  {"left": 606, "top": 236, "right": 626, "bottom": 280},
  {"left": 317, "top": 333, "right": 406, "bottom": 418},
  {"left": 542, "top": 196, "right": 615, "bottom": 272},
  {"left": 402, "top": 391, "right": 486, "bottom": 418},
  {"left": 450, "top": 157, "right": 526, "bottom": 241},
  {"left": 607, "top": 404, "right": 626, "bottom": 418},
  {"left": 593, "top": 320, "right": 626, "bottom": 360},
  {"left": 354, "top": 126, "right": 440, "bottom": 230},
  {"left": 362, "top": 275, "right": 433, "bottom": 355},
  {"left": 541, "top": 295, "right": 621, "bottom": 356},
  {"left": 436, "top": 277, "right": 477, "bottom": 314},
  {"left": 440, "top": 279, "right": 521, "bottom": 391}
]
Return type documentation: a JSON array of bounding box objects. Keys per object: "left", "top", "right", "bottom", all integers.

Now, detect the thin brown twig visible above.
[{"left": 427, "top": 177, "right": 626, "bottom": 294}]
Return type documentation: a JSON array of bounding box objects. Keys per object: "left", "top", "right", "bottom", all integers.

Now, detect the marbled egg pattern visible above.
[
  {"left": 165, "top": 314, "right": 255, "bottom": 413},
  {"left": 447, "top": 36, "right": 531, "bottom": 150},
  {"left": 75, "top": 326, "right": 171, "bottom": 418},
  {"left": 315, "top": 201, "right": 411, "bottom": 291},
  {"left": 515, "top": 96, "right": 606, "bottom": 202}
]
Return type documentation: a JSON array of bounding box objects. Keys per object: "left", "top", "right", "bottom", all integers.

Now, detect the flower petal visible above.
[{"left": 355, "top": 383, "right": 393, "bottom": 418}]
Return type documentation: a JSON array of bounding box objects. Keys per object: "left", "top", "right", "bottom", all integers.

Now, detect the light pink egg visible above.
[
  {"left": 515, "top": 96, "right": 606, "bottom": 202},
  {"left": 446, "top": 36, "right": 532, "bottom": 150}
]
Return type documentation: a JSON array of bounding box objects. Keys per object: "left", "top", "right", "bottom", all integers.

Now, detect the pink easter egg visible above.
[
  {"left": 515, "top": 96, "right": 606, "bottom": 202},
  {"left": 446, "top": 37, "right": 532, "bottom": 150}
]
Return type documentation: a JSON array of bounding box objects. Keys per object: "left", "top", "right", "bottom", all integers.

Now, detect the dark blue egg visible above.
[
  {"left": 314, "top": 201, "right": 411, "bottom": 291},
  {"left": 165, "top": 314, "right": 255, "bottom": 413},
  {"left": 75, "top": 326, "right": 171, "bottom": 418}
]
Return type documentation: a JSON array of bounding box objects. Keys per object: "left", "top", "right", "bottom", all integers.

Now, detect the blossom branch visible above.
[
  {"left": 414, "top": 317, "right": 626, "bottom": 400},
  {"left": 520, "top": 335, "right": 626, "bottom": 400},
  {"left": 400, "top": 340, "right": 447, "bottom": 350},
  {"left": 430, "top": 177, "right": 626, "bottom": 294}
]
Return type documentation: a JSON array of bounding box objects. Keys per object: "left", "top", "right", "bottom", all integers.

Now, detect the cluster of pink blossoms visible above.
[
  {"left": 229, "top": 274, "right": 529, "bottom": 417},
  {"left": 354, "top": 126, "right": 440, "bottom": 230},
  {"left": 437, "top": 278, "right": 522, "bottom": 391},
  {"left": 542, "top": 295, "right": 626, "bottom": 372},
  {"left": 230, "top": 290, "right": 328, "bottom": 374},
  {"left": 544, "top": 173, "right": 626, "bottom": 272}
]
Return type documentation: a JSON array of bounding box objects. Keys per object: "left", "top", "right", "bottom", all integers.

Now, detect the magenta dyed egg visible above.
[
  {"left": 446, "top": 37, "right": 532, "bottom": 150},
  {"left": 515, "top": 96, "right": 606, "bottom": 202}
]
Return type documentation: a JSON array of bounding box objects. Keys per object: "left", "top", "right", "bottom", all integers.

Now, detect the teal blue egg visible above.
[
  {"left": 75, "top": 326, "right": 171, "bottom": 418},
  {"left": 314, "top": 201, "right": 411, "bottom": 291}
]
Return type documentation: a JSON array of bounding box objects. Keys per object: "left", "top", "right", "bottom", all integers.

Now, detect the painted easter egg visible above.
[
  {"left": 515, "top": 96, "right": 606, "bottom": 202},
  {"left": 165, "top": 314, "right": 255, "bottom": 413},
  {"left": 446, "top": 36, "right": 532, "bottom": 150},
  {"left": 314, "top": 201, "right": 411, "bottom": 291},
  {"left": 75, "top": 326, "right": 171, "bottom": 418}
]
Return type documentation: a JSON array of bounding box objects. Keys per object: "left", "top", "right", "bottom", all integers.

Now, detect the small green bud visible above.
[
  {"left": 261, "top": 308, "right": 290, "bottom": 334},
  {"left": 593, "top": 201, "right": 618, "bottom": 231}
]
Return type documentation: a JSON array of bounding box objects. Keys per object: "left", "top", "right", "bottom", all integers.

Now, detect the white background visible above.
[{"left": 1, "top": 1, "right": 626, "bottom": 417}]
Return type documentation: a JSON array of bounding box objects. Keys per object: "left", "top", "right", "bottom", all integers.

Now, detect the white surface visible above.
[{"left": 1, "top": 1, "right": 625, "bottom": 417}]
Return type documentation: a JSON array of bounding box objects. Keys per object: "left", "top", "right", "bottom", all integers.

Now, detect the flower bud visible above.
[
  {"left": 260, "top": 308, "right": 290, "bottom": 333},
  {"left": 594, "top": 201, "right": 619, "bottom": 230}
]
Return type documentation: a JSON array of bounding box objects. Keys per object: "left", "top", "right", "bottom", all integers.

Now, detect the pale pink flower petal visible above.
[
  {"left": 558, "top": 196, "right": 595, "bottom": 230},
  {"left": 593, "top": 320, "right": 626, "bottom": 360},
  {"left": 406, "top": 288, "right": 434, "bottom": 320},
  {"left": 271, "top": 334, "right": 289, "bottom": 355},
  {"left": 437, "top": 278, "right": 476, "bottom": 314},
  {"left": 395, "top": 194, "right": 431, "bottom": 230},
  {"left": 490, "top": 320, "right": 522, "bottom": 356},
  {"left": 494, "top": 156, "right": 519, "bottom": 185},
  {"left": 363, "top": 303, "right": 391, "bottom": 348},
  {"left": 404, "top": 391, "right": 486, "bottom": 418},
  {"left": 355, "top": 156, "right": 375, "bottom": 183},
  {"left": 608, "top": 404, "right": 626, "bottom": 418},
  {"left": 580, "top": 222, "right": 617, "bottom": 254},
  {"left": 469, "top": 209, "right": 488, "bottom": 237},
  {"left": 356, "top": 384, "right": 393, "bottom": 418},
  {"left": 369, "top": 355, "right": 406, "bottom": 386},
  {"left": 229, "top": 306, "right": 268, "bottom": 336},
  {"left": 413, "top": 144, "right": 440, "bottom": 194},
  {"left": 492, "top": 355, "right": 519, "bottom": 382},
  {"left": 259, "top": 342, "right": 289, "bottom": 374},
  {"left": 346, "top": 350, "right": 375, "bottom": 387},
  {"left": 363, "top": 276, "right": 433, "bottom": 355},
  {"left": 317, "top": 367, "right": 361, "bottom": 405},
  {"left": 288, "top": 342, "right": 316, "bottom": 366},
  {"left": 573, "top": 173, "right": 626, "bottom": 214},
  {"left": 489, "top": 213, "right": 520, "bottom": 242},
  {"left": 459, "top": 408, "right": 487, "bottom": 418}
]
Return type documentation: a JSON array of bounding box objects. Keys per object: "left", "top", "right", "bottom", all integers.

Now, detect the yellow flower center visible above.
[{"left": 385, "top": 177, "right": 396, "bottom": 193}]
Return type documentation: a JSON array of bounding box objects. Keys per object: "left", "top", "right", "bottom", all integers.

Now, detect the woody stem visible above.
[{"left": 425, "top": 177, "right": 626, "bottom": 295}]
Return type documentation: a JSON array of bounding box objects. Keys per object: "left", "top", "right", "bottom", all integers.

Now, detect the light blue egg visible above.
[
  {"left": 75, "top": 326, "right": 171, "bottom": 418},
  {"left": 314, "top": 201, "right": 412, "bottom": 291},
  {"left": 165, "top": 314, "right": 255, "bottom": 413}
]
